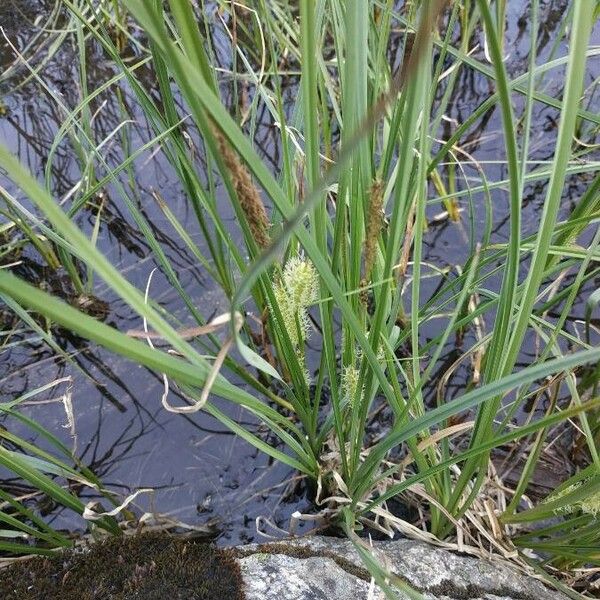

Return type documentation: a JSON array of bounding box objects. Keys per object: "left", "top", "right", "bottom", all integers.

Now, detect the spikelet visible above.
[
  {"left": 213, "top": 125, "right": 271, "bottom": 248},
  {"left": 273, "top": 280, "right": 298, "bottom": 347},
  {"left": 271, "top": 256, "right": 319, "bottom": 385},
  {"left": 363, "top": 179, "right": 384, "bottom": 282},
  {"left": 355, "top": 329, "right": 386, "bottom": 364},
  {"left": 283, "top": 255, "right": 319, "bottom": 310},
  {"left": 341, "top": 365, "right": 360, "bottom": 408},
  {"left": 272, "top": 256, "right": 319, "bottom": 349},
  {"left": 581, "top": 490, "right": 600, "bottom": 518}
]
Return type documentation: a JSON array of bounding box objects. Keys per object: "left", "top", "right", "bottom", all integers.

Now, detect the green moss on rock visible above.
[{"left": 0, "top": 533, "right": 245, "bottom": 600}]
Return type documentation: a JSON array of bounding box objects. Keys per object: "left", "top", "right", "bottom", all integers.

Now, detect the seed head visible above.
[
  {"left": 364, "top": 179, "right": 384, "bottom": 282},
  {"left": 213, "top": 125, "right": 271, "bottom": 248},
  {"left": 581, "top": 489, "right": 600, "bottom": 518},
  {"left": 341, "top": 366, "right": 360, "bottom": 408},
  {"left": 272, "top": 256, "right": 319, "bottom": 350},
  {"left": 283, "top": 255, "right": 319, "bottom": 310}
]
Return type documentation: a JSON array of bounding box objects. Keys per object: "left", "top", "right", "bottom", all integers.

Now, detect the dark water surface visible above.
[{"left": 0, "top": 0, "right": 598, "bottom": 544}]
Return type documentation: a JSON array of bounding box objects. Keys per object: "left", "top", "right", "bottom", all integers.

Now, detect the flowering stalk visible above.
[{"left": 272, "top": 256, "right": 319, "bottom": 381}]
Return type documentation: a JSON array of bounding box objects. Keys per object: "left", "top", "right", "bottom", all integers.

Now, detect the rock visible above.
[
  {"left": 240, "top": 552, "right": 371, "bottom": 599},
  {"left": 236, "top": 536, "right": 567, "bottom": 600},
  {"left": 0, "top": 533, "right": 569, "bottom": 599}
]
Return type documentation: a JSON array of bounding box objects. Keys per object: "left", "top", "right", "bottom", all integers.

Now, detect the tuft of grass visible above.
[{"left": 0, "top": 380, "right": 119, "bottom": 554}]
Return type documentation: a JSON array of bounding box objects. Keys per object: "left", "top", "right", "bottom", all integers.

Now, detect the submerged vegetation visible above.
[{"left": 0, "top": 0, "right": 599, "bottom": 597}]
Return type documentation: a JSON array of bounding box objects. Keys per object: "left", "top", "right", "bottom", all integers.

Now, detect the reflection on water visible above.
[
  {"left": 0, "top": 0, "right": 315, "bottom": 544},
  {"left": 0, "top": 0, "right": 598, "bottom": 544}
]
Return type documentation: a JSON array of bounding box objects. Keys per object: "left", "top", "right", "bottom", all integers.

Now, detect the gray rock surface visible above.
[{"left": 237, "top": 536, "right": 567, "bottom": 600}]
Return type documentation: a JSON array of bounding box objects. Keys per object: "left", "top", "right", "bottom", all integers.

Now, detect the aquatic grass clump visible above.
[
  {"left": 0, "top": 0, "right": 599, "bottom": 595},
  {"left": 0, "top": 380, "right": 119, "bottom": 555}
]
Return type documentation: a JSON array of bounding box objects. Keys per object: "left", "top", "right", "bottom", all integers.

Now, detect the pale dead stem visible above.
[
  {"left": 83, "top": 488, "right": 154, "bottom": 521},
  {"left": 127, "top": 268, "right": 243, "bottom": 413},
  {"left": 468, "top": 291, "right": 485, "bottom": 384},
  {"left": 396, "top": 201, "right": 415, "bottom": 282},
  {"left": 432, "top": 264, "right": 486, "bottom": 392},
  {"left": 435, "top": 338, "right": 487, "bottom": 405}
]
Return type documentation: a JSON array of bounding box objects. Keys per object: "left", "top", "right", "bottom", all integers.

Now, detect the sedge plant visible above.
[{"left": 0, "top": 0, "right": 599, "bottom": 594}]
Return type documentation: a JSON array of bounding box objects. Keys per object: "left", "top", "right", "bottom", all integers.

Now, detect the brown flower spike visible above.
[{"left": 213, "top": 125, "right": 271, "bottom": 249}]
